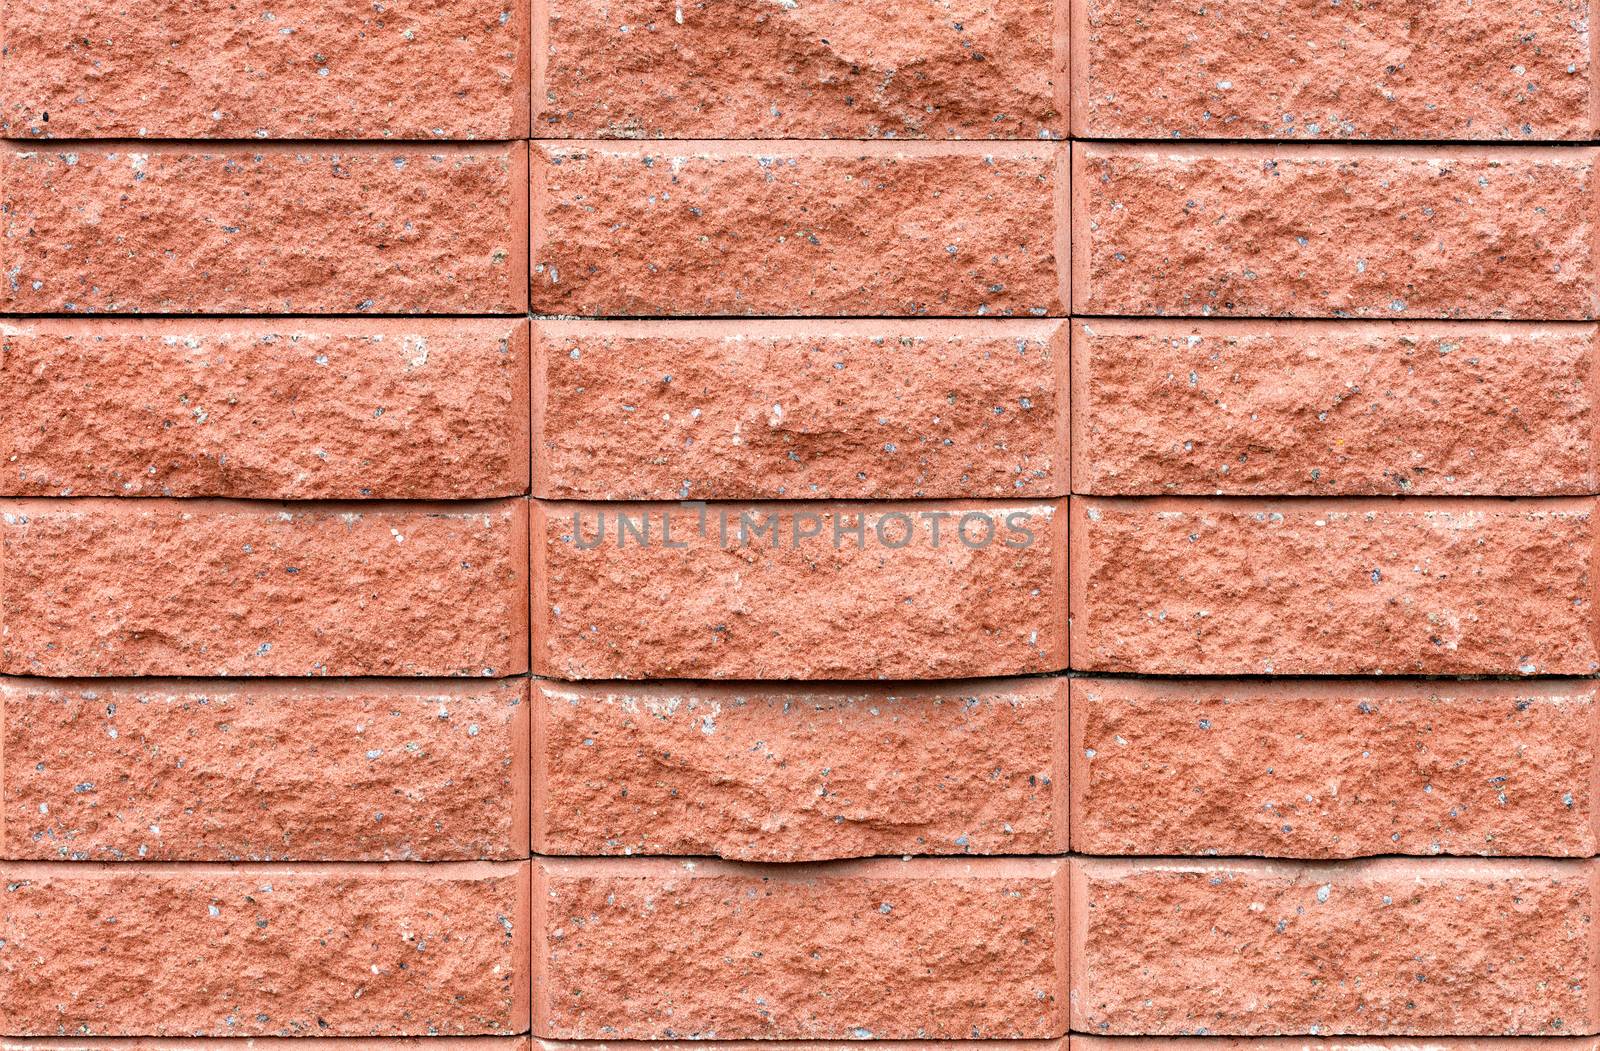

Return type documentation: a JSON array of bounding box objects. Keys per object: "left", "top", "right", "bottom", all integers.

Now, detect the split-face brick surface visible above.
[
  {"left": 0, "top": 499, "right": 529, "bottom": 677},
  {"left": 1071, "top": 320, "right": 1600, "bottom": 496},
  {"left": 1071, "top": 0, "right": 1600, "bottom": 140},
  {"left": 533, "top": 319, "right": 1068, "bottom": 499},
  {"left": 1071, "top": 858, "right": 1600, "bottom": 1035},
  {"left": 530, "top": 142, "right": 1069, "bottom": 317},
  {"left": 1070, "top": 678, "right": 1600, "bottom": 858},
  {"left": 1, "top": 678, "right": 530, "bottom": 861},
  {"left": 0, "top": 862, "right": 532, "bottom": 1036},
  {"left": 1070, "top": 497, "right": 1600, "bottom": 676},
  {"left": 534, "top": 857, "right": 1069, "bottom": 1039},
  {"left": 1, "top": 144, "right": 530, "bottom": 314},
  {"left": 534, "top": 0, "right": 1068, "bottom": 139},
  {"left": 0, "top": 0, "right": 531, "bottom": 140},
  {"left": 1072, "top": 145, "right": 1600, "bottom": 320},
  {"left": 534, "top": 677, "right": 1068, "bottom": 861},
  {"left": 1, "top": 319, "right": 530, "bottom": 499},
  {"left": 532, "top": 499, "right": 1068, "bottom": 680}
]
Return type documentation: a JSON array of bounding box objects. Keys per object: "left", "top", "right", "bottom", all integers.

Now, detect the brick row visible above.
[
  {"left": 1, "top": 677, "right": 530, "bottom": 862},
  {"left": 0, "top": 499, "right": 528, "bottom": 677},
  {"left": 531, "top": 499, "right": 1068, "bottom": 680},
  {"left": 12, "top": 0, "right": 1598, "bottom": 142},
  {"left": 0, "top": 861, "right": 531, "bottom": 1036}
]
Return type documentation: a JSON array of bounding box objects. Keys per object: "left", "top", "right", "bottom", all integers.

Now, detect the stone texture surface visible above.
[
  {"left": 1070, "top": 497, "right": 1600, "bottom": 676},
  {"left": 1070, "top": 678, "right": 1599, "bottom": 858},
  {"left": 1, "top": 144, "right": 529, "bottom": 314},
  {"left": 0, "top": 0, "right": 529, "bottom": 139},
  {"left": 1071, "top": 858, "right": 1600, "bottom": 1035},
  {"left": 1072, "top": 145, "right": 1600, "bottom": 320},
  {"left": 532, "top": 499, "right": 1067, "bottom": 679},
  {"left": 535, "top": 0, "right": 1066, "bottom": 138},
  {"left": 1, "top": 1043, "right": 532, "bottom": 1051},
  {"left": 1071, "top": 0, "right": 1598, "bottom": 140},
  {"left": 1, "top": 678, "right": 529, "bottom": 861},
  {"left": 1, "top": 319, "right": 530, "bottom": 499},
  {"left": 533, "top": 677, "right": 1067, "bottom": 861},
  {"left": 0, "top": 862, "right": 531, "bottom": 1036},
  {"left": 530, "top": 142, "right": 1068, "bottom": 317},
  {"left": 533, "top": 319, "right": 1067, "bottom": 499},
  {"left": 1070, "top": 1041, "right": 1600, "bottom": 1051},
  {"left": 1071, "top": 319, "right": 1599, "bottom": 495},
  {"left": 0, "top": 498, "right": 529, "bottom": 677},
  {"left": 534, "top": 857, "right": 1068, "bottom": 1039}
]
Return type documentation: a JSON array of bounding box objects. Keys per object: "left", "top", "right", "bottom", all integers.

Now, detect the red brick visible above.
[
  {"left": 540, "top": 1044, "right": 1066, "bottom": 1051},
  {"left": 1071, "top": 0, "right": 1598, "bottom": 140},
  {"left": 1, "top": 144, "right": 529, "bottom": 315},
  {"left": 1071, "top": 319, "right": 1599, "bottom": 496},
  {"left": 534, "top": 0, "right": 1067, "bottom": 139},
  {"left": 0, "top": 0, "right": 530, "bottom": 139},
  {"left": 0, "top": 499, "right": 529, "bottom": 677},
  {"left": 1070, "top": 497, "right": 1599, "bottom": 676},
  {"left": 532, "top": 499, "right": 1067, "bottom": 679},
  {"left": 1071, "top": 1036, "right": 1600, "bottom": 1051},
  {"left": 1071, "top": 144, "right": 1600, "bottom": 320},
  {"left": 530, "top": 142, "right": 1068, "bottom": 317},
  {"left": 534, "top": 857, "right": 1068, "bottom": 1039},
  {"left": 1, "top": 677, "right": 530, "bottom": 862},
  {"left": 1071, "top": 857, "right": 1600, "bottom": 1035},
  {"left": 1, "top": 319, "right": 530, "bottom": 499},
  {"left": 1070, "top": 678, "right": 1599, "bottom": 858},
  {"left": 0, "top": 861, "right": 531, "bottom": 1036},
  {"left": 3, "top": 1043, "right": 532, "bottom": 1051},
  {"left": 532, "top": 319, "right": 1067, "bottom": 500},
  {"left": 533, "top": 677, "right": 1067, "bottom": 861}
]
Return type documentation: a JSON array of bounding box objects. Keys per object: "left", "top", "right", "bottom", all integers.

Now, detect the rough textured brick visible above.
[
  {"left": 533, "top": 677, "right": 1067, "bottom": 861},
  {"left": 1070, "top": 497, "right": 1599, "bottom": 676},
  {"left": 1070, "top": 678, "right": 1599, "bottom": 858},
  {"left": 534, "top": 857, "right": 1068, "bottom": 1039},
  {"left": 1, "top": 319, "right": 530, "bottom": 499},
  {"left": 1, "top": 144, "right": 529, "bottom": 314},
  {"left": 2, "top": 1043, "right": 533, "bottom": 1051},
  {"left": 1070, "top": 1036, "right": 1600, "bottom": 1051},
  {"left": 1072, "top": 144, "right": 1600, "bottom": 320},
  {"left": 1, "top": 678, "right": 530, "bottom": 861},
  {"left": 532, "top": 500, "right": 1067, "bottom": 680},
  {"left": 0, "top": 862, "right": 531, "bottom": 1036},
  {"left": 0, "top": 499, "right": 528, "bottom": 677},
  {"left": 1071, "top": 0, "right": 1598, "bottom": 140},
  {"left": 0, "top": 0, "right": 529, "bottom": 139},
  {"left": 534, "top": 0, "right": 1067, "bottom": 138},
  {"left": 1071, "top": 319, "right": 1599, "bottom": 496},
  {"left": 533, "top": 319, "right": 1067, "bottom": 500},
  {"left": 530, "top": 142, "right": 1068, "bottom": 317},
  {"left": 1071, "top": 857, "right": 1600, "bottom": 1035}
]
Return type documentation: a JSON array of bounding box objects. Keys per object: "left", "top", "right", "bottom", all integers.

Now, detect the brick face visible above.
[
  {"left": 532, "top": 499, "right": 1068, "bottom": 679},
  {"left": 1071, "top": 0, "right": 1599, "bottom": 141},
  {"left": 535, "top": 0, "right": 1067, "bottom": 139},
  {"left": 1, "top": 678, "right": 530, "bottom": 861},
  {"left": 1070, "top": 496, "right": 1600, "bottom": 676},
  {"left": 1070, "top": 678, "right": 1600, "bottom": 858},
  {"left": 532, "top": 319, "right": 1068, "bottom": 500},
  {"left": 1070, "top": 858, "right": 1600, "bottom": 1035},
  {"left": 1072, "top": 144, "right": 1600, "bottom": 320},
  {"left": 534, "top": 857, "right": 1069, "bottom": 1039},
  {"left": 0, "top": 499, "right": 529, "bottom": 677},
  {"left": 0, "top": 862, "right": 531, "bottom": 1036},
  {"left": 1, "top": 144, "right": 530, "bottom": 314},
  {"left": 534, "top": 677, "right": 1068, "bottom": 861},
  {"left": 0, "top": 0, "right": 531, "bottom": 139},
  {"left": 1, "top": 319, "right": 530, "bottom": 499},
  {"left": 1071, "top": 320, "right": 1599, "bottom": 496},
  {"left": 530, "top": 142, "right": 1069, "bottom": 317}
]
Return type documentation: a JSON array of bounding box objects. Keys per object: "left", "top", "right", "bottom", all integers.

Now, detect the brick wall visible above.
[{"left": 1, "top": 1, "right": 1597, "bottom": 1050}]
